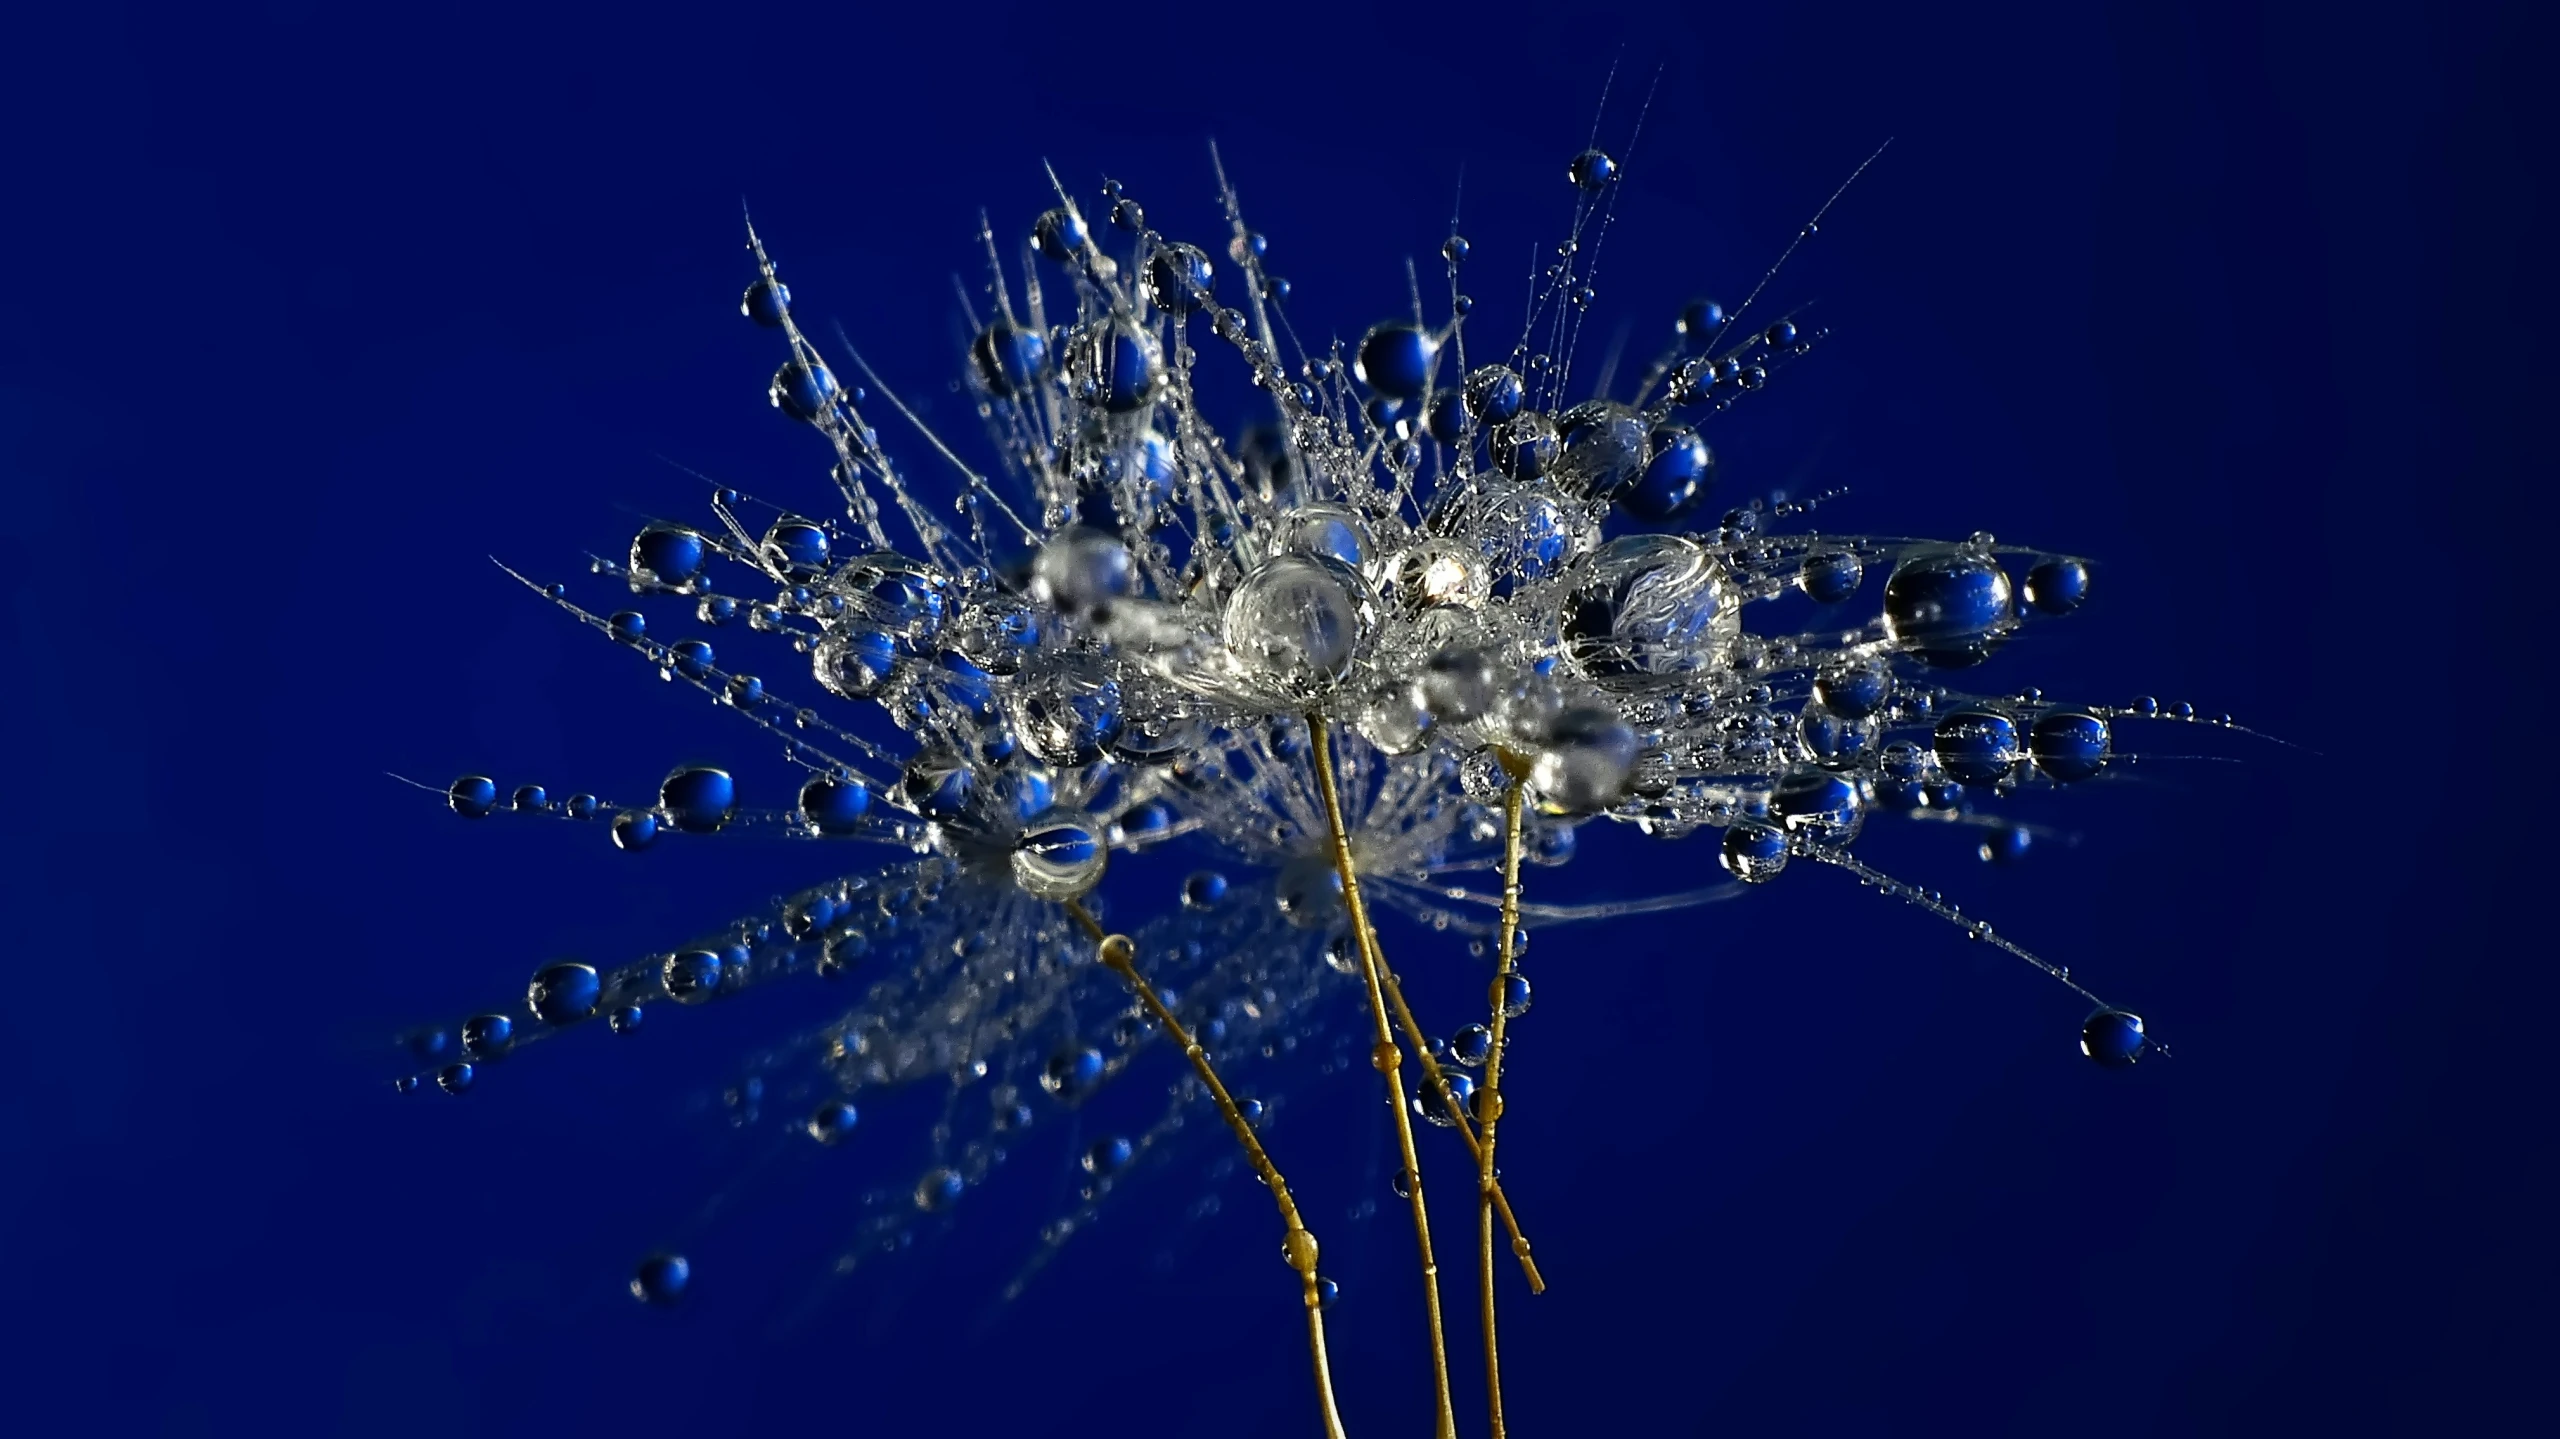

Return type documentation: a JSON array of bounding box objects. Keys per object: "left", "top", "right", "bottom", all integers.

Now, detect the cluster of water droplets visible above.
[{"left": 399, "top": 143, "right": 2222, "bottom": 1305}]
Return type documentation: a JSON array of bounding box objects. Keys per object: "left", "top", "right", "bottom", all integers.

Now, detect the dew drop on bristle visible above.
[
  {"left": 915, "top": 1168, "right": 966, "bottom": 1211},
  {"left": 1417, "top": 1071, "right": 1475, "bottom": 1128},
  {"left": 1884, "top": 549, "right": 2017, "bottom": 667},
  {"left": 448, "top": 775, "right": 497, "bottom": 818},
  {"left": 610, "top": 811, "right": 659, "bottom": 851},
  {"left": 668, "top": 638, "right": 715, "bottom": 681},
  {"left": 527, "top": 962, "right": 601, "bottom": 1025},
  {"left": 769, "top": 358, "right": 839, "bottom": 423},
  {"left": 1980, "top": 825, "right": 2033, "bottom": 865},
  {"left": 1451, "top": 1024, "right": 1494, "bottom": 1067},
  {"left": 1145, "top": 243, "right": 1215, "bottom": 314},
  {"left": 806, "top": 1100, "right": 859, "bottom": 1145},
  {"left": 799, "top": 773, "right": 872, "bottom": 834},
  {"left": 662, "top": 949, "right": 724, "bottom": 1004},
  {"left": 659, "top": 767, "right": 736, "bottom": 834},
  {"left": 2080, "top": 1009, "right": 2148, "bottom": 1068},
  {"left": 1012, "top": 811, "right": 1107, "bottom": 900},
  {"left": 741, "top": 277, "right": 789, "bottom": 327},
  {"left": 1720, "top": 822, "right": 1789, "bottom": 883},
  {"left": 460, "top": 1013, "right": 514, "bottom": 1059},
  {"left": 631, "top": 1253, "right": 689, "bottom": 1305},
  {"left": 1031, "top": 207, "right": 1087, "bottom": 263},
  {"left": 1224, "top": 555, "right": 1376, "bottom": 698},
  {"left": 1623, "top": 427, "right": 1714, "bottom": 522},
  {"left": 630, "top": 524, "right": 707, "bottom": 590},
  {"left": 2024, "top": 558, "right": 2091, "bottom": 615},
  {"left": 2029, "top": 711, "right": 2112, "bottom": 782},
  {"left": 1568, "top": 148, "right": 1619, "bottom": 191},
  {"left": 1355, "top": 324, "right": 1435, "bottom": 400},
  {"left": 1934, "top": 711, "right": 2023, "bottom": 785},
  {"left": 761, "top": 516, "right": 830, "bottom": 574},
  {"left": 1798, "top": 551, "right": 1863, "bottom": 604},
  {"left": 435, "top": 1062, "right": 474, "bottom": 1095},
  {"left": 1464, "top": 364, "right": 1524, "bottom": 424},
  {"left": 970, "top": 320, "right": 1050, "bottom": 397}
]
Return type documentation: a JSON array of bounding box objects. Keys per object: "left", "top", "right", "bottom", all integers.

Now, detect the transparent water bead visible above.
[
  {"left": 1031, "top": 527, "right": 1137, "bottom": 619},
  {"left": 1011, "top": 810, "right": 1108, "bottom": 900},
  {"left": 1884, "top": 548, "right": 2017, "bottom": 668},
  {"left": 1526, "top": 703, "right": 1638, "bottom": 813},
  {"left": 1222, "top": 554, "right": 1377, "bottom": 699},
  {"left": 1562, "top": 535, "right": 1738, "bottom": 677}
]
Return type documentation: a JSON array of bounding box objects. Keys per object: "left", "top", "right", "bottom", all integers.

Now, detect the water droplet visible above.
[
  {"left": 970, "top": 319, "right": 1050, "bottom": 399},
  {"left": 1030, "top": 527, "right": 1137, "bottom": 619},
  {"left": 1526, "top": 703, "right": 1638, "bottom": 813},
  {"left": 1678, "top": 297, "right": 1726, "bottom": 343},
  {"left": 667, "top": 638, "right": 714, "bottom": 681},
  {"left": 1032, "top": 207, "right": 1088, "bottom": 263},
  {"left": 1144, "top": 243, "right": 1215, "bottom": 314},
  {"left": 1770, "top": 768, "right": 1866, "bottom": 846},
  {"left": 1884, "top": 549, "right": 2017, "bottom": 668},
  {"left": 2080, "top": 1009, "right": 2147, "bottom": 1068},
  {"left": 460, "top": 1013, "right": 514, "bottom": 1059},
  {"left": 1274, "top": 854, "right": 1344, "bottom": 930},
  {"left": 1012, "top": 810, "right": 1107, "bottom": 900},
  {"left": 630, "top": 1253, "right": 689, "bottom": 1305},
  {"left": 1719, "top": 822, "right": 1789, "bottom": 883},
  {"left": 2029, "top": 711, "right": 2111, "bottom": 783},
  {"left": 1568, "top": 149, "right": 1619, "bottom": 191},
  {"left": 448, "top": 776, "right": 498, "bottom": 819},
  {"left": 1451, "top": 1024, "right": 1494, "bottom": 1067},
  {"left": 1623, "top": 426, "right": 1716, "bottom": 522},
  {"left": 760, "top": 516, "right": 830, "bottom": 574},
  {"left": 1934, "top": 711, "right": 2023, "bottom": 785},
  {"left": 798, "top": 774, "right": 872, "bottom": 835},
  {"left": 1798, "top": 550, "right": 1863, "bottom": 605},
  {"left": 914, "top": 1167, "right": 966, "bottom": 1211},
  {"left": 1415, "top": 1071, "right": 1475, "bottom": 1128},
  {"left": 1042, "top": 1046, "right": 1105, "bottom": 1099},
  {"left": 1354, "top": 323, "right": 1435, "bottom": 400},
  {"left": 806, "top": 1099, "right": 859, "bottom": 1145},
  {"left": 661, "top": 949, "right": 724, "bottom": 1004},
  {"left": 658, "top": 767, "right": 736, "bottom": 834},
  {"left": 527, "top": 962, "right": 601, "bottom": 1026},
  {"left": 2023, "top": 558, "right": 2091, "bottom": 615},
  {"left": 741, "top": 278, "right": 789, "bottom": 327},
  {"left": 1223, "top": 554, "right": 1378, "bottom": 698},
  {"left": 769, "top": 358, "right": 839, "bottom": 423},
  {"left": 629, "top": 524, "right": 706, "bottom": 591}
]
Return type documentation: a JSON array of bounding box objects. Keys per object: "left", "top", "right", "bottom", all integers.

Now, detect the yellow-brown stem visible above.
[
  {"left": 1372, "top": 966, "right": 1548, "bottom": 1294},
  {"left": 1066, "top": 900, "right": 1349, "bottom": 1439},
  {"left": 1477, "top": 777, "right": 1529, "bottom": 1439},
  {"left": 1306, "top": 715, "right": 1458, "bottom": 1439}
]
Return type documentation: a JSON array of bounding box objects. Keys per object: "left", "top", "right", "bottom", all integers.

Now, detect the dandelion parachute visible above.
[{"left": 394, "top": 136, "right": 2227, "bottom": 1430}]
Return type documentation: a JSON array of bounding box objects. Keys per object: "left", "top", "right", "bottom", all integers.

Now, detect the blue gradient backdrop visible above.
[{"left": 1, "top": 1, "right": 2548, "bottom": 1434}]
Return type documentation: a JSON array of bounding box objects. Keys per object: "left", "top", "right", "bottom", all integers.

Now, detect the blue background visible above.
[{"left": 2, "top": 1, "right": 2549, "bottom": 1433}]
